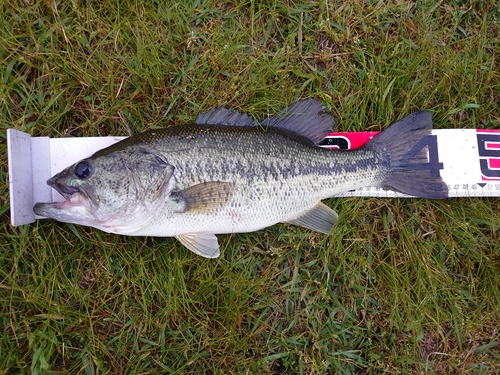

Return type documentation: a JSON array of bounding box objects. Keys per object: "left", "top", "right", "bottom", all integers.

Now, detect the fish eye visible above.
[{"left": 74, "top": 162, "right": 93, "bottom": 180}]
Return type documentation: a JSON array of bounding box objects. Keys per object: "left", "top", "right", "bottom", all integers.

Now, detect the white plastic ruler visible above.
[
  {"left": 319, "top": 129, "right": 500, "bottom": 198},
  {"left": 7, "top": 128, "right": 500, "bottom": 226}
]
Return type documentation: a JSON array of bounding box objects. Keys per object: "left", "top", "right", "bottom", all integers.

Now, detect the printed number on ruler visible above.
[
  {"left": 399, "top": 135, "right": 443, "bottom": 177},
  {"left": 477, "top": 130, "right": 500, "bottom": 180}
]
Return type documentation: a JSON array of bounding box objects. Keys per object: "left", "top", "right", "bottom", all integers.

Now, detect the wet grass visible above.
[{"left": 1, "top": 0, "right": 500, "bottom": 374}]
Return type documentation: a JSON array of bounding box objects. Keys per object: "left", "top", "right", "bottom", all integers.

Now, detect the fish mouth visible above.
[
  {"left": 33, "top": 177, "right": 90, "bottom": 219},
  {"left": 47, "top": 177, "right": 81, "bottom": 199}
]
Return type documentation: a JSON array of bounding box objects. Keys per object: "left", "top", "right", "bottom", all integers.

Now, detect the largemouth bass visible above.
[{"left": 34, "top": 100, "right": 448, "bottom": 257}]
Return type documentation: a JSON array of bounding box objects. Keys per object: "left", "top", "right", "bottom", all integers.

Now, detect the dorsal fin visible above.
[
  {"left": 195, "top": 107, "right": 257, "bottom": 126},
  {"left": 195, "top": 100, "right": 335, "bottom": 145},
  {"left": 260, "top": 99, "right": 335, "bottom": 145}
]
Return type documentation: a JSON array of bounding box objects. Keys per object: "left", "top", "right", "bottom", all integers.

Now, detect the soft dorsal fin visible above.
[
  {"left": 195, "top": 107, "right": 257, "bottom": 126},
  {"left": 260, "top": 99, "right": 335, "bottom": 145}
]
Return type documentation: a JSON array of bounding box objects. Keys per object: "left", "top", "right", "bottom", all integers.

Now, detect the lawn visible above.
[{"left": 1, "top": 0, "right": 499, "bottom": 374}]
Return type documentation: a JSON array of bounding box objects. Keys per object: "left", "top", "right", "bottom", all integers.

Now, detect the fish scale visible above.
[
  {"left": 33, "top": 100, "right": 448, "bottom": 258},
  {"left": 163, "top": 127, "right": 379, "bottom": 185}
]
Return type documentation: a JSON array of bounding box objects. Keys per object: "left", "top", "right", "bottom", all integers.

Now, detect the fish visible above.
[{"left": 33, "top": 99, "right": 448, "bottom": 258}]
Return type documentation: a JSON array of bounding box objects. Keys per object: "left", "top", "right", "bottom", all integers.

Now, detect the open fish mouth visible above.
[
  {"left": 33, "top": 178, "right": 89, "bottom": 218},
  {"left": 47, "top": 177, "right": 82, "bottom": 200},
  {"left": 33, "top": 193, "right": 87, "bottom": 217}
]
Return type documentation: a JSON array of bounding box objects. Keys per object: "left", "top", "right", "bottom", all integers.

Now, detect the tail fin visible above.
[{"left": 366, "top": 111, "right": 448, "bottom": 199}]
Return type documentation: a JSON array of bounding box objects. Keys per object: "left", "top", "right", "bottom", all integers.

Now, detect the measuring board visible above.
[
  {"left": 319, "top": 129, "right": 500, "bottom": 198},
  {"left": 7, "top": 128, "right": 500, "bottom": 226}
]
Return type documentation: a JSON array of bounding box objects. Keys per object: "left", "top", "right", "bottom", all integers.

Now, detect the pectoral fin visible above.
[
  {"left": 176, "top": 232, "right": 220, "bottom": 258},
  {"left": 285, "top": 202, "right": 338, "bottom": 234},
  {"left": 171, "top": 181, "right": 234, "bottom": 214}
]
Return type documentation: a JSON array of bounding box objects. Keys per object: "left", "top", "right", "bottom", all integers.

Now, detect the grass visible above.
[{"left": 1, "top": 0, "right": 499, "bottom": 373}]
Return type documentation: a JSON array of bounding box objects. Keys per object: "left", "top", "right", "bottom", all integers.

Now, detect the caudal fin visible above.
[{"left": 366, "top": 111, "right": 448, "bottom": 199}]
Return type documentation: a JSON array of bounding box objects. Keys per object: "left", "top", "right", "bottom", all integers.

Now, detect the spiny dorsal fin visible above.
[
  {"left": 260, "top": 99, "right": 335, "bottom": 145},
  {"left": 195, "top": 107, "right": 257, "bottom": 127}
]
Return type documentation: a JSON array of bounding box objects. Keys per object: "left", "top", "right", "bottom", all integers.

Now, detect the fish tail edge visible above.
[{"left": 366, "top": 111, "right": 448, "bottom": 199}]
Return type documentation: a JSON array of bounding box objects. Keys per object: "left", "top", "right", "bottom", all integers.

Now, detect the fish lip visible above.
[{"left": 47, "top": 177, "right": 81, "bottom": 200}]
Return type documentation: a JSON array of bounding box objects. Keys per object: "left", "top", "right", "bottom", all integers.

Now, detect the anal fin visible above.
[
  {"left": 284, "top": 202, "right": 338, "bottom": 234},
  {"left": 176, "top": 232, "right": 220, "bottom": 258}
]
